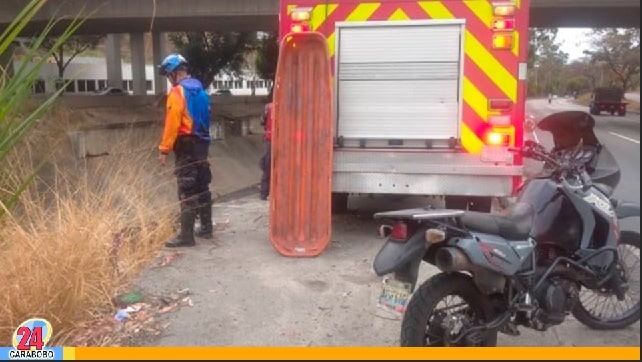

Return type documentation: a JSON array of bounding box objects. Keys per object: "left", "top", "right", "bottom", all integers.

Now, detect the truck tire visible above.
[
  {"left": 618, "top": 110, "right": 626, "bottom": 116},
  {"left": 589, "top": 107, "right": 599, "bottom": 115},
  {"left": 331, "top": 192, "right": 349, "bottom": 214}
]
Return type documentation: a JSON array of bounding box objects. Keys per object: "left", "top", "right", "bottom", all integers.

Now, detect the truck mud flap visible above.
[{"left": 269, "top": 32, "right": 334, "bottom": 257}]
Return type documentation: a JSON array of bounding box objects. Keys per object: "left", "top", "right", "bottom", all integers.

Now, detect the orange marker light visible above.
[{"left": 492, "top": 33, "right": 514, "bottom": 50}]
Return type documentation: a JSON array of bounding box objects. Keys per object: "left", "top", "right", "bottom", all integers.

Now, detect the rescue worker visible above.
[
  {"left": 157, "top": 53, "right": 213, "bottom": 247},
  {"left": 259, "top": 99, "right": 273, "bottom": 200}
]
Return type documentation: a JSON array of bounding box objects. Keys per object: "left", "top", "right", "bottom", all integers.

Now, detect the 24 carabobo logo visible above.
[{"left": 9, "top": 318, "right": 55, "bottom": 360}]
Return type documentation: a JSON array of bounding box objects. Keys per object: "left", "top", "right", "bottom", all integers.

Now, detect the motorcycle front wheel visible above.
[
  {"left": 572, "top": 230, "right": 640, "bottom": 330},
  {"left": 400, "top": 272, "right": 498, "bottom": 346}
]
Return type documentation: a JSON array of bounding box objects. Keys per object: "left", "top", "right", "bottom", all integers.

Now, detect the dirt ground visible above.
[
  {"left": 122, "top": 193, "right": 640, "bottom": 347},
  {"left": 98, "top": 99, "right": 639, "bottom": 348}
]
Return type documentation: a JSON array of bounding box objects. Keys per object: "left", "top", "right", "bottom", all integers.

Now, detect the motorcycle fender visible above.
[
  {"left": 373, "top": 229, "right": 427, "bottom": 278},
  {"left": 616, "top": 202, "right": 640, "bottom": 219}
]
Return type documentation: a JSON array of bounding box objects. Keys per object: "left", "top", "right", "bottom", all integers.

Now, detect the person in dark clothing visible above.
[
  {"left": 157, "top": 53, "right": 213, "bottom": 247},
  {"left": 259, "top": 101, "right": 273, "bottom": 200}
]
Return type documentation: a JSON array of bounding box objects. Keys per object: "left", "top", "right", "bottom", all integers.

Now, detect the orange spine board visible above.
[{"left": 269, "top": 31, "right": 334, "bottom": 257}]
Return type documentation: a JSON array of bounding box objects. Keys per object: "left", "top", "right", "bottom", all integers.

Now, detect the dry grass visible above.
[{"left": 0, "top": 103, "right": 178, "bottom": 346}]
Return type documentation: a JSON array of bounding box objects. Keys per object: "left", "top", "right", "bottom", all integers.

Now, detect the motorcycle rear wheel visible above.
[
  {"left": 572, "top": 230, "right": 640, "bottom": 330},
  {"left": 400, "top": 272, "right": 498, "bottom": 346}
]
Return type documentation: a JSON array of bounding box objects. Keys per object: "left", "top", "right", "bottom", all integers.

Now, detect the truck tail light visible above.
[
  {"left": 289, "top": 7, "right": 312, "bottom": 33},
  {"left": 492, "top": 2, "right": 516, "bottom": 16},
  {"left": 492, "top": 33, "right": 514, "bottom": 50},
  {"left": 491, "top": 2, "right": 516, "bottom": 51},
  {"left": 491, "top": 18, "right": 515, "bottom": 31},
  {"left": 488, "top": 99, "right": 513, "bottom": 111},
  {"left": 291, "top": 23, "right": 310, "bottom": 33},
  {"left": 291, "top": 7, "right": 312, "bottom": 22},
  {"left": 485, "top": 131, "right": 510, "bottom": 146},
  {"left": 488, "top": 115, "right": 511, "bottom": 127}
]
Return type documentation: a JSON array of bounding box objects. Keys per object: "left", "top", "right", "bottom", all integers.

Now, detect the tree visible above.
[
  {"left": 168, "top": 32, "right": 256, "bottom": 89},
  {"left": 254, "top": 32, "right": 279, "bottom": 93},
  {"left": 527, "top": 28, "right": 568, "bottom": 96},
  {"left": 37, "top": 35, "right": 104, "bottom": 88},
  {"left": 563, "top": 60, "right": 592, "bottom": 95},
  {"left": 585, "top": 28, "right": 640, "bottom": 92}
]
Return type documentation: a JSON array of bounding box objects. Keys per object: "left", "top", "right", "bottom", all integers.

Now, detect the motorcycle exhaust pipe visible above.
[{"left": 435, "top": 247, "right": 472, "bottom": 272}]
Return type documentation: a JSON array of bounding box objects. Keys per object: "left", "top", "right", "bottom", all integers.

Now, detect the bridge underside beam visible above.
[
  {"left": 7, "top": 6, "right": 641, "bottom": 37},
  {"left": 530, "top": 7, "right": 640, "bottom": 28},
  {"left": 17, "top": 16, "right": 279, "bottom": 37}
]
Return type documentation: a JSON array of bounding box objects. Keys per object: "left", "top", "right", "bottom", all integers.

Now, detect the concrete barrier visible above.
[
  {"left": 60, "top": 95, "right": 268, "bottom": 199},
  {"left": 50, "top": 94, "right": 266, "bottom": 109}
]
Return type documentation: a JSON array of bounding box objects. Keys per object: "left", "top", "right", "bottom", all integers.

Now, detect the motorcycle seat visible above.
[{"left": 461, "top": 202, "right": 534, "bottom": 241}]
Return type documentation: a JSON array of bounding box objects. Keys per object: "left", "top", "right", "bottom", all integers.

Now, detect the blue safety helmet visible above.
[{"left": 158, "top": 53, "right": 188, "bottom": 76}]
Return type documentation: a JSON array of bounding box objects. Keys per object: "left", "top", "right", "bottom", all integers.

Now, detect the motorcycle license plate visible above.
[{"left": 377, "top": 277, "right": 412, "bottom": 316}]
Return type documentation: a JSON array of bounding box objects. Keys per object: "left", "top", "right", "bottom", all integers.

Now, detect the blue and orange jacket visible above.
[{"left": 159, "top": 78, "right": 211, "bottom": 154}]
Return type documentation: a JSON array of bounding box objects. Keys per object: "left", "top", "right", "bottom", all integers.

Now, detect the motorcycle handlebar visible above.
[{"left": 512, "top": 141, "right": 593, "bottom": 190}]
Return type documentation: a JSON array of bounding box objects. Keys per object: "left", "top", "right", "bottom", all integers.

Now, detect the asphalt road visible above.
[{"left": 132, "top": 98, "right": 639, "bottom": 347}]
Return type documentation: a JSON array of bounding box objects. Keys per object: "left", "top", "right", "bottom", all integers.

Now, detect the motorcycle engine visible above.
[{"left": 532, "top": 277, "right": 580, "bottom": 328}]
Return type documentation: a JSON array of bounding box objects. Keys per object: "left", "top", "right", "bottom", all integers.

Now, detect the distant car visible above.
[
  {"left": 92, "top": 87, "right": 127, "bottom": 96},
  {"left": 213, "top": 89, "right": 232, "bottom": 96}
]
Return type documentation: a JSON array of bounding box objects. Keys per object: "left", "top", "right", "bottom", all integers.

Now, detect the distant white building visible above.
[{"left": 12, "top": 56, "right": 271, "bottom": 96}]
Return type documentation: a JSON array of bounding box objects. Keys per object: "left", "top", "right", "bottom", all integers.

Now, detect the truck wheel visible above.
[
  {"left": 618, "top": 110, "right": 626, "bottom": 116},
  {"left": 331, "top": 192, "right": 349, "bottom": 214},
  {"left": 590, "top": 107, "right": 599, "bottom": 115}
]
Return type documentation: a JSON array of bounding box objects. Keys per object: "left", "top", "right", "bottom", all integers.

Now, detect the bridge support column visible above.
[
  {"left": 130, "top": 33, "right": 147, "bottom": 96},
  {"left": 152, "top": 32, "right": 168, "bottom": 95},
  {"left": 105, "top": 34, "right": 123, "bottom": 89}
]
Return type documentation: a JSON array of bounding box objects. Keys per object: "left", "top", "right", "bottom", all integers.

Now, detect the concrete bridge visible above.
[
  {"left": 1, "top": 0, "right": 639, "bottom": 97},
  {"left": 1, "top": 0, "right": 640, "bottom": 35}
]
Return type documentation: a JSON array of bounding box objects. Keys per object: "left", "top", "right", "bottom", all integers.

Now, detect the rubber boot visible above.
[
  {"left": 194, "top": 202, "right": 213, "bottom": 239},
  {"left": 165, "top": 210, "right": 196, "bottom": 247}
]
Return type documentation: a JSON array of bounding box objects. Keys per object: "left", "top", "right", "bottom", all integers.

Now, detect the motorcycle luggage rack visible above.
[{"left": 373, "top": 208, "right": 465, "bottom": 220}]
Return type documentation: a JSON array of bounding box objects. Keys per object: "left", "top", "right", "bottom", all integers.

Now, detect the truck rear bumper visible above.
[{"left": 332, "top": 149, "right": 522, "bottom": 196}]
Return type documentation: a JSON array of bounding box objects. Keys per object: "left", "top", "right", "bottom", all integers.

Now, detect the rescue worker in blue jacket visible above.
[{"left": 157, "top": 53, "right": 213, "bottom": 247}]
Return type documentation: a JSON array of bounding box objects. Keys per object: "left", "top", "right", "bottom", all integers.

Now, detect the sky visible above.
[{"left": 555, "top": 28, "right": 593, "bottom": 61}]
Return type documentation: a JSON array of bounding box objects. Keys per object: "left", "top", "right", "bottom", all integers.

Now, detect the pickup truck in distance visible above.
[{"left": 589, "top": 87, "right": 627, "bottom": 116}]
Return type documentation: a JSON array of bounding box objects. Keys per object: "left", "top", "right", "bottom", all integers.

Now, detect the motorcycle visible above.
[{"left": 372, "top": 111, "right": 640, "bottom": 346}]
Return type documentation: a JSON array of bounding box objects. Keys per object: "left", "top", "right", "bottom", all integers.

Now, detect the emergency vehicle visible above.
[{"left": 278, "top": 0, "right": 529, "bottom": 212}]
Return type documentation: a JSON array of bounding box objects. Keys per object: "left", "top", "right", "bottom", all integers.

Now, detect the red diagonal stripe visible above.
[
  {"left": 462, "top": 103, "right": 492, "bottom": 138},
  {"left": 464, "top": 56, "right": 512, "bottom": 102},
  {"left": 317, "top": 3, "right": 360, "bottom": 37},
  {"left": 367, "top": 2, "right": 399, "bottom": 20}
]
